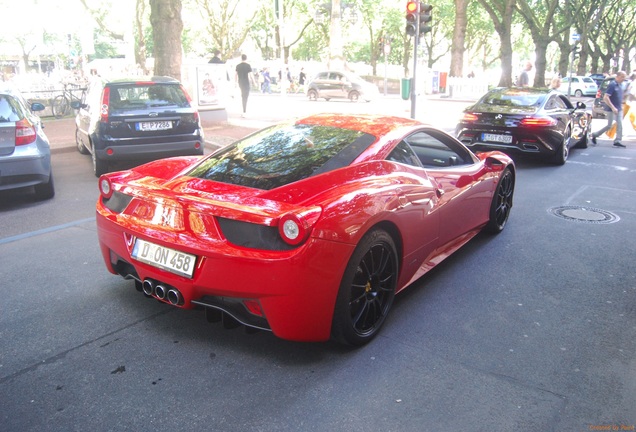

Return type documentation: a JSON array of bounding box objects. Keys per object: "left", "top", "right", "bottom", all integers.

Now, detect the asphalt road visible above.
[{"left": 1, "top": 95, "right": 635, "bottom": 431}]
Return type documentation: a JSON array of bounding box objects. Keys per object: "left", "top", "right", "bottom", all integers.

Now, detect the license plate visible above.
[
  {"left": 137, "top": 121, "right": 172, "bottom": 131},
  {"left": 132, "top": 239, "right": 196, "bottom": 278},
  {"left": 482, "top": 133, "right": 513, "bottom": 144}
]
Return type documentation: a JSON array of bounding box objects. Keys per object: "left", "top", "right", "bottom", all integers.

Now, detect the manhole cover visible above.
[{"left": 548, "top": 206, "right": 620, "bottom": 224}]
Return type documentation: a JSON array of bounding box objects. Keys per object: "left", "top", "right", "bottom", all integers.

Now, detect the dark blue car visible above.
[{"left": 74, "top": 76, "right": 204, "bottom": 177}]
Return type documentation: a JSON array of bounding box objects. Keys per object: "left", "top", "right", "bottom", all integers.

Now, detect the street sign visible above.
[{"left": 571, "top": 33, "right": 580, "bottom": 41}]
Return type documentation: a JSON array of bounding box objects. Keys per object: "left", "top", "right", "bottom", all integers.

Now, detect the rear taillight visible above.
[
  {"left": 181, "top": 85, "right": 193, "bottom": 103},
  {"left": 278, "top": 206, "right": 322, "bottom": 246},
  {"left": 180, "top": 85, "right": 200, "bottom": 122},
  {"left": 595, "top": 89, "right": 601, "bottom": 98},
  {"left": 98, "top": 175, "right": 113, "bottom": 199},
  {"left": 15, "top": 118, "right": 37, "bottom": 146},
  {"left": 461, "top": 113, "right": 479, "bottom": 122},
  {"left": 100, "top": 87, "right": 110, "bottom": 123},
  {"left": 520, "top": 116, "right": 557, "bottom": 127}
]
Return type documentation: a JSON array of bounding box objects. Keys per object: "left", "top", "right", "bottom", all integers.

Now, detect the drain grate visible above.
[{"left": 548, "top": 206, "right": 620, "bottom": 224}]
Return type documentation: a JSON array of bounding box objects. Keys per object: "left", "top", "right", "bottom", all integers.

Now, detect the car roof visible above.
[{"left": 104, "top": 76, "right": 181, "bottom": 85}]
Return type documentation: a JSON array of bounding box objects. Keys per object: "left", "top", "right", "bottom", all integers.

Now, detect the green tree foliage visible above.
[{"left": 26, "top": 0, "right": 636, "bottom": 87}]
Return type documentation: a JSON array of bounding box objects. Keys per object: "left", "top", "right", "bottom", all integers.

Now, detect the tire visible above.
[
  {"left": 331, "top": 229, "right": 398, "bottom": 346},
  {"left": 34, "top": 171, "right": 55, "bottom": 200},
  {"left": 484, "top": 167, "right": 514, "bottom": 234},
  {"left": 575, "top": 89, "right": 583, "bottom": 98},
  {"left": 52, "top": 95, "right": 69, "bottom": 119},
  {"left": 92, "top": 147, "right": 108, "bottom": 177},
  {"left": 553, "top": 127, "right": 570, "bottom": 165},
  {"left": 307, "top": 89, "right": 318, "bottom": 101},
  {"left": 75, "top": 128, "right": 89, "bottom": 155},
  {"left": 349, "top": 91, "right": 360, "bottom": 102}
]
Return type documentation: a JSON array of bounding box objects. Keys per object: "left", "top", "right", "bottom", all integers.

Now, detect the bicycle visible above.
[{"left": 51, "top": 83, "right": 86, "bottom": 119}]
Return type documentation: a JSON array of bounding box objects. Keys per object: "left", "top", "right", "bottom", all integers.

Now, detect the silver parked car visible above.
[
  {"left": 307, "top": 71, "right": 379, "bottom": 102},
  {"left": 0, "top": 85, "right": 54, "bottom": 200}
]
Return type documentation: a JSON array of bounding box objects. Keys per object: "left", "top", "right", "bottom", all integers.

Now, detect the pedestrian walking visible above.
[
  {"left": 261, "top": 67, "right": 272, "bottom": 94},
  {"left": 235, "top": 54, "right": 254, "bottom": 117},
  {"left": 298, "top": 67, "right": 307, "bottom": 94},
  {"left": 591, "top": 71, "right": 627, "bottom": 148},
  {"left": 516, "top": 61, "right": 533, "bottom": 87}
]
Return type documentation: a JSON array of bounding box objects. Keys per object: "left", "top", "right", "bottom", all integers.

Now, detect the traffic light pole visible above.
[
  {"left": 411, "top": 32, "right": 418, "bottom": 119},
  {"left": 406, "top": 2, "right": 432, "bottom": 119}
]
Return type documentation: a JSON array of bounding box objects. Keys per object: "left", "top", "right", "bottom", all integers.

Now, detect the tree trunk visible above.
[
  {"left": 478, "top": 0, "right": 517, "bottom": 87},
  {"left": 533, "top": 40, "right": 549, "bottom": 87},
  {"left": 449, "top": 0, "right": 469, "bottom": 77},
  {"left": 329, "top": 0, "right": 345, "bottom": 70},
  {"left": 134, "top": 0, "right": 149, "bottom": 74},
  {"left": 149, "top": 0, "right": 183, "bottom": 80},
  {"left": 557, "top": 42, "right": 570, "bottom": 78},
  {"left": 499, "top": 35, "right": 514, "bottom": 87}
]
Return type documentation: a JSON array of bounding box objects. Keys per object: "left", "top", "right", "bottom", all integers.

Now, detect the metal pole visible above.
[
  {"left": 410, "top": 5, "right": 420, "bottom": 119},
  {"left": 279, "top": 0, "right": 287, "bottom": 97}
]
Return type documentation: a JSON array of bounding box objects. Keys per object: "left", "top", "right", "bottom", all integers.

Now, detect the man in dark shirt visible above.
[
  {"left": 591, "top": 71, "right": 627, "bottom": 148},
  {"left": 235, "top": 54, "right": 253, "bottom": 117},
  {"left": 209, "top": 50, "right": 223, "bottom": 64}
]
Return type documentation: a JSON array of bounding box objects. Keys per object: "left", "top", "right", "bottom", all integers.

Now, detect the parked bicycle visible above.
[{"left": 51, "top": 83, "right": 86, "bottom": 119}]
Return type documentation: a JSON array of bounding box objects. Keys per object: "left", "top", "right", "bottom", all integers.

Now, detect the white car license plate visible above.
[
  {"left": 482, "top": 133, "right": 513, "bottom": 144},
  {"left": 137, "top": 121, "right": 172, "bottom": 131},
  {"left": 132, "top": 239, "right": 196, "bottom": 278}
]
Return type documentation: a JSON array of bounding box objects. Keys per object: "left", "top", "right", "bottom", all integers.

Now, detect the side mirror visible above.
[
  {"left": 576, "top": 101, "right": 586, "bottom": 109},
  {"left": 30, "top": 102, "right": 46, "bottom": 112}
]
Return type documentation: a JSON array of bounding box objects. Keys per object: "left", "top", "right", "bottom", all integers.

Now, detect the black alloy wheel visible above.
[
  {"left": 485, "top": 167, "right": 514, "bottom": 233},
  {"left": 349, "top": 91, "right": 360, "bottom": 102},
  {"left": 307, "top": 89, "right": 318, "bottom": 101},
  {"left": 332, "top": 229, "right": 398, "bottom": 346},
  {"left": 553, "top": 127, "right": 571, "bottom": 165}
]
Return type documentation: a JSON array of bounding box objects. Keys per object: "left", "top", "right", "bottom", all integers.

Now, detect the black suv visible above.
[{"left": 74, "top": 76, "right": 204, "bottom": 176}]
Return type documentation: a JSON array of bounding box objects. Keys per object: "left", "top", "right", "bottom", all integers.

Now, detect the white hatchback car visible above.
[{"left": 557, "top": 76, "right": 598, "bottom": 97}]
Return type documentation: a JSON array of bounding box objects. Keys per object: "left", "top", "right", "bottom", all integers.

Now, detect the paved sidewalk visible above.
[{"left": 42, "top": 116, "right": 259, "bottom": 154}]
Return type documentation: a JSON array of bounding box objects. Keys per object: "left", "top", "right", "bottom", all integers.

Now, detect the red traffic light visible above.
[{"left": 406, "top": 1, "right": 418, "bottom": 13}]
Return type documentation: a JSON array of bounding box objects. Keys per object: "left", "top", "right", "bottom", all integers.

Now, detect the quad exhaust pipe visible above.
[{"left": 142, "top": 279, "right": 183, "bottom": 306}]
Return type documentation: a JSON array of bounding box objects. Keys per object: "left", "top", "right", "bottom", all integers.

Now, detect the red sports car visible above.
[{"left": 96, "top": 114, "right": 515, "bottom": 345}]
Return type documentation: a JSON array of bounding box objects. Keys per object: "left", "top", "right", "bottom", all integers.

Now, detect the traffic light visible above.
[
  {"left": 419, "top": 3, "right": 433, "bottom": 35},
  {"left": 406, "top": 1, "right": 418, "bottom": 37}
]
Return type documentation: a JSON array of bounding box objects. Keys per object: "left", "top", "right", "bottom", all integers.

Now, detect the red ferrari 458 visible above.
[{"left": 96, "top": 114, "right": 515, "bottom": 345}]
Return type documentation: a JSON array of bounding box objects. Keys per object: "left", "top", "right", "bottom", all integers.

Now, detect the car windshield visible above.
[
  {"left": 479, "top": 91, "right": 545, "bottom": 107},
  {"left": 187, "top": 123, "right": 375, "bottom": 190},
  {"left": 108, "top": 84, "right": 189, "bottom": 110}
]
